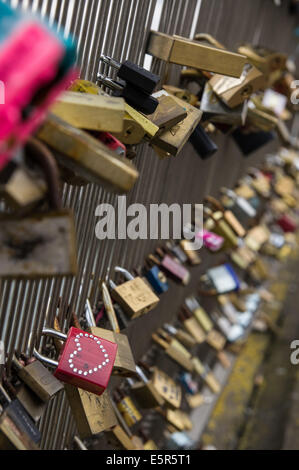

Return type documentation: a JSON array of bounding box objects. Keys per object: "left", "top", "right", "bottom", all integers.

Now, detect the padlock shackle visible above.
[
  {"left": 221, "top": 187, "right": 236, "bottom": 199},
  {"left": 135, "top": 365, "right": 149, "bottom": 384},
  {"left": 109, "top": 279, "right": 117, "bottom": 290},
  {"left": 41, "top": 327, "right": 67, "bottom": 341},
  {"left": 163, "top": 323, "right": 177, "bottom": 335},
  {"left": 114, "top": 266, "right": 135, "bottom": 281},
  {"left": 102, "top": 282, "right": 120, "bottom": 333},
  {"left": 100, "top": 54, "right": 120, "bottom": 70},
  {"left": 97, "top": 74, "right": 123, "bottom": 91},
  {"left": 85, "top": 299, "right": 96, "bottom": 328},
  {"left": 33, "top": 348, "right": 58, "bottom": 368}
]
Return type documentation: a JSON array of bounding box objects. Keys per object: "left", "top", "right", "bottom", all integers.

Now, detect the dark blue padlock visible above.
[{"left": 145, "top": 265, "right": 169, "bottom": 295}]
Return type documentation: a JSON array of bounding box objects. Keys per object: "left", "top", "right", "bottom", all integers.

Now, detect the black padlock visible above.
[
  {"left": 232, "top": 128, "right": 275, "bottom": 156},
  {"left": 97, "top": 74, "right": 158, "bottom": 115},
  {"left": 100, "top": 55, "right": 160, "bottom": 94},
  {"left": 189, "top": 123, "right": 218, "bottom": 160}
]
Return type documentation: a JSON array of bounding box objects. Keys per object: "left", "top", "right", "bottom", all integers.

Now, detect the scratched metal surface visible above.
[{"left": 0, "top": 0, "right": 297, "bottom": 449}]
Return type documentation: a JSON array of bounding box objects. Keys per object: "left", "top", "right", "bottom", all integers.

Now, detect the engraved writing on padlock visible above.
[{"left": 110, "top": 267, "right": 159, "bottom": 318}]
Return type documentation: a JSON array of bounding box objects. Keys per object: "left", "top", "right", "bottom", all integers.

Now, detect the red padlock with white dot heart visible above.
[{"left": 34, "top": 327, "right": 118, "bottom": 396}]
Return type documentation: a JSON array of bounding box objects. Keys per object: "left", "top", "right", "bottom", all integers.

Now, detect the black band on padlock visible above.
[
  {"left": 232, "top": 128, "right": 275, "bottom": 156},
  {"left": 189, "top": 123, "right": 218, "bottom": 160}
]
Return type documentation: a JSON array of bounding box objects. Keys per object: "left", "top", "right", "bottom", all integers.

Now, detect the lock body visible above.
[
  {"left": 147, "top": 31, "right": 246, "bottom": 77},
  {"left": 16, "top": 385, "right": 46, "bottom": 423},
  {"left": 130, "top": 381, "right": 165, "bottom": 409},
  {"left": 116, "top": 395, "right": 142, "bottom": 427},
  {"left": 111, "top": 277, "right": 159, "bottom": 318},
  {"left": 87, "top": 326, "right": 136, "bottom": 377},
  {"left": 145, "top": 265, "right": 169, "bottom": 295},
  {"left": 0, "top": 210, "right": 77, "bottom": 278},
  {"left": 0, "top": 409, "right": 39, "bottom": 450},
  {"left": 152, "top": 96, "right": 202, "bottom": 156},
  {"left": 152, "top": 368, "right": 182, "bottom": 409},
  {"left": 0, "top": 166, "right": 47, "bottom": 210},
  {"left": 54, "top": 327, "right": 117, "bottom": 396},
  {"left": 51, "top": 91, "right": 125, "bottom": 132},
  {"left": 160, "top": 255, "right": 190, "bottom": 285},
  {"left": 37, "top": 114, "right": 139, "bottom": 193},
  {"left": 16, "top": 359, "right": 63, "bottom": 402},
  {"left": 65, "top": 386, "right": 117, "bottom": 438}
]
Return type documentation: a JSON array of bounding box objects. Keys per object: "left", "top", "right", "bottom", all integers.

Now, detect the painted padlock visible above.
[{"left": 34, "top": 327, "right": 117, "bottom": 396}]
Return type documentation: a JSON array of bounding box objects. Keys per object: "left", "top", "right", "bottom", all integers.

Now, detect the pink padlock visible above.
[
  {"left": 196, "top": 230, "right": 224, "bottom": 252},
  {"left": 0, "top": 20, "right": 78, "bottom": 170}
]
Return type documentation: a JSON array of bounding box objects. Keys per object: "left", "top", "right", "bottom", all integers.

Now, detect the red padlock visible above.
[
  {"left": 276, "top": 214, "right": 297, "bottom": 232},
  {"left": 34, "top": 327, "right": 118, "bottom": 396}
]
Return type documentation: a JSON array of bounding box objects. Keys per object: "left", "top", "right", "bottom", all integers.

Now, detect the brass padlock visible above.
[
  {"left": 105, "top": 397, "right": 144, "bottom": 450},
  {"left": 67, "top": 80, "right": 159, "bottom": 146},
  {"left": 204, "top": 195, "right": 246, "bottom": 239},
  {"left": 179, "top": 309, "right": 206, "bottom": 344},
  {"left": 238, "top": 44, "right": 287, "bottom": 79},
  {"left": 161, "top": 408, "right": 192, "bottom": 432},
  {"left": 151, "top": 367, "right": 182, "bottom": 409},
  {"left": 70, "top": 79, "right": 101, "bottom": 95},
  {"left": 65, "top": 386, "right": 118, "bottom": 439},
  {"left": 37, "top": 114, "right": 139, "bottom": 193},
  {"left": 147, "top": 91, "right": 188, "bottom": 134},
  {"left": 109, "top": 266, "right": 159, "bottom": 319},
  {"left": 113, "top": 389, "right": 142, "bottom": 428},
  {"left": 163, "top": 323, "right": 196, "bottom": 349},
  {"left": 151, "top": 94, "right": 202, "bottom": 157},
  {"left": 192, "top": 358, "right": 220, "bottom": 394},
  {"left": 15, "top": 385, "right": 46, "bottom": 424},
  {"left": 0, "top": 152, "right": 46, "bottom": 211},
  {"left": 12, "top": 356, "right": 63, "bottom": 403},
  {"left": 85, "top": 287, "right": 136, "bottom": 377},
  {"left": 162, "top": 85, "right": 198, "bottom": 106},
  {"left": 114, "top": 102, "right": 159, "bottom": 145},
  {"left": 200, "top": 82, "right": 247, "bottom": 126},
  {"left": 51, "top": 91, "right": 125, "bottom": 133},
  {"left": 209, "top": 64, "right": 266, "bottom": 108},
  {"left": 230, "top": 245, "right": 257, "bottom": 270},
  {"left": 184, "top": 298, "right": 226, "bottom": 351},
  {"left": 179, "top": 240, "right": 201, "bottom": 265},
  {"left": 244, "top": 225, "right": 270, "bottom": 251},
  {"left": 147, "top": 31, "right": 246, "bottom": 77},
  {"left": 0, "top": 139, "right": 78, "bottom": 279},
  {"left": 152, "top": 330, "right": 194, "bottom": 372},
  {"left": 128, "top": 365, "right": 165, "bottom": 409}
]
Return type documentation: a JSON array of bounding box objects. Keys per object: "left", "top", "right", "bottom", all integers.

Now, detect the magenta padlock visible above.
[
  {"left": 0, "top": 2, "right": 78, "bottom": 171},
  {"left": 199, "top": 230, "right": 225, "bottom": 252}
]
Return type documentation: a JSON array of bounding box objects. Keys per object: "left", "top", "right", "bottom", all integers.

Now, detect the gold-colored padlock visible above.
[
  {"left": 152, "top": 94, "right": 202, "bottom": 157},
  {"left": 209, "top": 64, "right": 266, "bottom": 108},
  {"left": 37, "top": 114, "right": 139, "bottom": 194},
  {"left": 85, "top": 286, "right": 136, "bottom": 377},
  {"left": 51, "top": 91, "right": 125, "bottom": 133},
  {"left": 147, "top": 31, "right": 246, "bottom": 77},
  {"left": 152, "top": 331, "right": 194, "bottom": 372},
  {"left": 109, "top": 266, "right": 159, "bottom": 319},
  {"left": 151, "top": 367, "right": 182, "bottom": 409}
]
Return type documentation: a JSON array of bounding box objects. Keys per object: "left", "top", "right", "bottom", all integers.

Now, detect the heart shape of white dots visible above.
[{"left": 68, "top": 332, "right": 110, "bottom": 376}]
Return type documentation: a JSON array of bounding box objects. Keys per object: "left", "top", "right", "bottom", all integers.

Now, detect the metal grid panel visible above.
[{"left": 0, "top": 0, "right": 297, "bottom": 449}]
